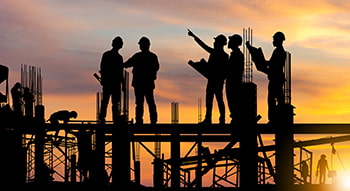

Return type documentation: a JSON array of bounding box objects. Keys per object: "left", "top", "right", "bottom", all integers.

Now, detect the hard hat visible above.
[
  {"left": 71, "top": 111, "right": 78, "bottom": 118},
  {"left": 229, "top": 34, "right": 242, "bottom": 44},
  {"left": 214, "top": 34, "right": 227, "bottom": 45},
  {"left": 138, "top": 36, "right": 151, "bottom": 45},
  {"left": 112, "top": 36, "right": 123, "bottom": 44},
  {"left": 273, "top": 31, "right": 285, "bottom": 41}
]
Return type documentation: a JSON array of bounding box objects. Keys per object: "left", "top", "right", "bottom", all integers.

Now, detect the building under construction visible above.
[{"left": 0, "top": 30, "right": 350, "bottom": 191}]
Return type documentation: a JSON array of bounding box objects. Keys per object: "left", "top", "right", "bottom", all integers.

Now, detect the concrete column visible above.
[
  {"left": 113, "top": 126, "right": 130, "bottom": 188},
  {"left": 275, "top": 104, "right": 295, "bottom": 191},
  {"left": 239, "top": 82, "right": 258, "bottom": 191}
]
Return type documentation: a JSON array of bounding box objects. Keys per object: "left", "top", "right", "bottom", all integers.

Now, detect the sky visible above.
[
  {"left": 2, "top": 0, "right": 350, "bottom": 124},
  {"left": 2, "top": 0, "right": 350, "bottom": 186}
]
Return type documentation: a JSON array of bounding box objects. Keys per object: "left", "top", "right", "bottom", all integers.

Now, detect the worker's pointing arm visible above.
[{"left": 187, "top": 29, "right": 213, "bottom": 53}]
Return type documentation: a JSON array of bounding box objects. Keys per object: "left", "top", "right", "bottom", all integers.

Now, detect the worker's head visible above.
[
  {"left": 112, "top": 36, "right": 123, "bottom": 50},
  {"left": 214, "top": 34, "right": 227, "bottom": 49},
  {"left": 228, "top": 34, "right": 242, "bottom": 49},
  {"left": 70, "top": 111, "right": 78, "bottom": 118},
  {"left": 14, "top": 82, "right": 21, "bottom": 88},
  {"left": 321, "top": 154, "right": 326, "bottom": 159},
  {"left": 138, "top": 36, "right": 151, "bottom": 51},
  {"left": 24, "top": 87, "right": 30, "bottom": 93},
  {"left": 272, "top": 31, "right": 285, "bottom": 47}
]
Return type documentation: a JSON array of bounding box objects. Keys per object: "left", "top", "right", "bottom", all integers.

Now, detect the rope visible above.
[{"left": 331, "top": 143, "right": 345, "bottom": 170}]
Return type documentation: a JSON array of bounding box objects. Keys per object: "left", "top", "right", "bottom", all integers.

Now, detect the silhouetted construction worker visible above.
[
  {"left": 124, "top": 36, "right": 159, "bottom": 125},
  {"left": 246, "top": 31, "right": 286, "bottom": 123},
  {"left": 316, "top": 154, "right": 329, "bottom": 184},
  {"left": 48, "top": 110, "right": 78, "bottom": 139},
  {"left": 188, "top": 29, "right": 228, "bottom": 125},
  {"left": 48, "top": 110, "right": 78, "bottom": 124},
  {"left": 98, "top": 36, "right": 125, "bottom": 124},
  {"left": 226, "top": 34, "right": 244, "bottom": 125},
  {"left": 301, "top": 160, "right": 309, "bottom": 184},
  {"left": 10, "top": 82, "right": 23, "bottom": 116},
  {"left": 23, "top": 87, "right": 35, "bottom": 117}
]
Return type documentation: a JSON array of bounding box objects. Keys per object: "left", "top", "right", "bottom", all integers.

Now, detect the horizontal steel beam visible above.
[{"left": 19, "top": 122, "right": 350, "bottom": 142}]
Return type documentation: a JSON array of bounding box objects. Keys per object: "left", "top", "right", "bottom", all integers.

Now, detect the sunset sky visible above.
[
  {"left": 2, "top": 0, "right": 350, "bottom": 186},
  {"left": 2, "top": 0, "right": 350, "bottom": 123}
]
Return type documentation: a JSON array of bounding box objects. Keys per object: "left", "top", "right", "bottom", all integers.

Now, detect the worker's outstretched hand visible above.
[{"left": 187, "top": 29, "right": 195, "bottom": 38}]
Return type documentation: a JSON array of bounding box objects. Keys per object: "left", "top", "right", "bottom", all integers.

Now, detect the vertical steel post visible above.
[
  {"left": 195, "top": 134, "right": 202, "bottom": 188},
  {"left": 171, "top": 102, "right": 180, "bottom": 188},
  {"left": 171, "top": 131, "right": 180, "bottom": 188}
]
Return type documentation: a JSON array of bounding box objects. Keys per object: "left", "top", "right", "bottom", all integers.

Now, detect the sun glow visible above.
[{"left": 338, "top": 173, "right": 350, "bottom": 190}]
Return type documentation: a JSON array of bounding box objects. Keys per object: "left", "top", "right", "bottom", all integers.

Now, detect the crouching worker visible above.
[{"left": 48, "top": 110, "right": 78, "bottom": 142}]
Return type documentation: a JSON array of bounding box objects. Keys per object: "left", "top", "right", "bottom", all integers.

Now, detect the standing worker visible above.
[
  {"left": 188, "top": 29, "right": 228, "bottom": 125},
  {"left": 98, "top": 36, "right": 125, "bottom": 124},
  {"left": 246, "top": 31, "right": 286, "bottom": 124},
  {"left": 226, "top": 34, "right": 244, "bottom": 125},
  {"left": 316, "top": 154, "right": 329, "bottom": 184},
  {"left": 124, "top": 36, "right": 160, "bottom": 125}
]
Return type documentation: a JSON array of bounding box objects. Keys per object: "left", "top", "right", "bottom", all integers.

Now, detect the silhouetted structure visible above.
[
  {"left": 226, "top": 34, "right": 244, "bottom": 125},
  {"left": 188, "top": 29, "right": 228, "bottom": 125},
  {"left": 301, "top": 160, "right": 309, "bottom": 184},
  {"left": 246, "top": 31, "right": 287, "bottom": 124},
  {"left": 23, "top": 87, "right": 35, "bottom": 117},
  {"left": 71, "top": 128, "right": 93, "bottom": 182},
  {"left": 11, "top": 82, "right": 23, "bottom": 116},
  {"left": 98, "top": 36, "right": 125, "bottom": 124},
  {"left": 124, "top": 36, "right": 159, "bottom": 125},
  {"left": 1, "top": 30, "right": 348, "bottom": 191},
  {"left": 41, "top": 162, "right": 55, "bottom": 183},
  {"left": 316, "top": 154, "right": 329, "bottom": 184}
]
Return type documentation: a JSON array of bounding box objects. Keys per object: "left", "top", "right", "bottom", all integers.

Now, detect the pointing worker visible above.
[{"left": 188, "top": 29, "right": 228, "bottom": 125}]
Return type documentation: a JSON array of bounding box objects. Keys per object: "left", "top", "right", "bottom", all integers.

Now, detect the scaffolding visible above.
[{"left": 1, "top": 35, "right": 348, "bottom": 191}]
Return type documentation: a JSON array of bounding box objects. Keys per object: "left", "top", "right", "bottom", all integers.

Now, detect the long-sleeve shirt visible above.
[
  {"left": 100, "top": 49, "right": 124, "bottom": 86},
  {"left": 227, "top": 47, "right": 244, "bottom": 85},
  {"left": 193, "top": 36, "right": 228, "bottom": 81},
  {"left": 267, "top": 46, "right": 286, "bottom": 82},
  {"left": 124, "top": 50, "right": 160, "bottom": 89}
]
